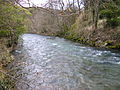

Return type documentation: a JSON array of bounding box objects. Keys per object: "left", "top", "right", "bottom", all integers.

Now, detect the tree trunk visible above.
[
  {"left": 94, "top": 0, "right": 100, "bottom": 29},
  {"left": 77, "top": 0, "right": 80, "bottom": 13}
]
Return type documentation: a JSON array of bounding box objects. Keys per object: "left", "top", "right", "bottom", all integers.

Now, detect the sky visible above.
[
  {"left": 21, "top": 0, "right": 75, "bottom": 7},
  {"left": 20, "top": 0, "right": 47, "bottom": 7}
]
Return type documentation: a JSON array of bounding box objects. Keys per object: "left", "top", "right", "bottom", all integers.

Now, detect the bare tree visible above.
[
  {"left": 77, "top": 0, "right": 81, "bottom": 13},
  {"left": 81, "top": 0, "right": 101, "bottom": 29},
  {"left": 72, "top": 0, "right": 76, "bottom": 10},
  {"left": 58, "top": 0, "right": 64, "bottom": 11},
  {"left": 94, "top": 0, "right": 100, "bottom": 29}
]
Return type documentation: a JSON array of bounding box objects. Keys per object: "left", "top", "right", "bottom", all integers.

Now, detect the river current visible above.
[{"left": 11, "top": 34, "right": 120, "bottom": 90}]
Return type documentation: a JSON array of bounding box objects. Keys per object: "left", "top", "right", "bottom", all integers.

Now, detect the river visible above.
[{"left": 11, "top": 34, "right": 120, "bottom": 90}]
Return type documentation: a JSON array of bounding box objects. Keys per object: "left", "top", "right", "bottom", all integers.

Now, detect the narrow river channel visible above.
[{"left": 11, "top": 34, "right": 120, "bottom": 90}]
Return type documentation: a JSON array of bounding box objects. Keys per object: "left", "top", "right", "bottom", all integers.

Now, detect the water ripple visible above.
[{"left": 12, "top": 34, "right": 120, "bottom": 90}]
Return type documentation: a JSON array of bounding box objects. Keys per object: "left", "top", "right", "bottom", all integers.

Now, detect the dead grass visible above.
[{"left": 0, "top": 38, "right": 14, "bottom": 90}]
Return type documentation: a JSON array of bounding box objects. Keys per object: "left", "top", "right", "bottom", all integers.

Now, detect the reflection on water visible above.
[{"left": 11, "top": 34, "right": 120, "bottom": 90}]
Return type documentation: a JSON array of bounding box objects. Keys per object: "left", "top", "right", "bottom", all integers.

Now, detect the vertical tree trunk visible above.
[
  {"left": 92, "top": 9, "right": 95, "bottom": 23},
  {"left": 59, "top": 0, "right": 64, "bottom": 11},
  {"left": 77, "top": 0, "right": 80, "bottom": 13},
  {"left": 68, "top": 0, "right": 71, "bottom": 8},
  {"left": 73, "top": 0, "right": 75, "bottom": 9},
  {"left": 27, "top": 0, "right": 30, "bottom": 7},
  {"left": 94, "top": 0, "right": 100, "bottom": 29}
]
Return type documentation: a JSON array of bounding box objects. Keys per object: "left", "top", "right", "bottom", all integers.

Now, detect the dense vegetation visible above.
[
  {"left": 0, "top": 0, "right": 30, "bottom": 47},
  {"left": 99, "top": 0, "right": 120, "bottom": 28},
  {"left": 43, "top": 0, "right": 120, "bottom": 28},
  {"left": 58, "top": 0, "right": 120, "bottom": 48},
  {"left": 0, "top": 0, "right": 30, "bottom": 89},
  {"left": 80, "top": 0, "right": 120, "bottom": 29}
]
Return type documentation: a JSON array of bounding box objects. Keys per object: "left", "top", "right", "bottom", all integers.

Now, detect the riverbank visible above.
[
  {"left": 28, "top": 8, "right": 120, "bottom": 49},
  {"left": 0, "top": 0, "right": 29, "bottom": 89},
  {"left": 0, "top": 38, "right": 15, "bottom": 90},
  {"left": 62, "top": 16, "right": 120, "bottom": 49}
]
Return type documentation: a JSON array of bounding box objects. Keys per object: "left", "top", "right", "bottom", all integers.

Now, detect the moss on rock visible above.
[{"left": 108, "top": 43, "right": 120, "bottom": 49}]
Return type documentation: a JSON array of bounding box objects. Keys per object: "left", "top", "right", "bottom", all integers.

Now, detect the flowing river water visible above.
[{"left": 11, "top": 34, "right": 120, "bottom": 90}]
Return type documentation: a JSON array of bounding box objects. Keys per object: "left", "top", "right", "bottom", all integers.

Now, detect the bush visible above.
[
  {"left": 107, "top": 18, "right": 120, "bottom": 28},
  {"left": 100, "top": 10, "right": 116, "bottom": 19},
  {"left": 99, "top": 1, "right": 120, "bottom": 28},
  {"left": 0, "top": 0, "right": 30, "bottom": 37}
]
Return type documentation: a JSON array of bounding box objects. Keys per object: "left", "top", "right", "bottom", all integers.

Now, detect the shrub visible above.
[
  {"left": 99, "top": 1, "right": 120, "bottom": 28},
  {"left": 107, "top": 18, "right": 120, "bottom": 28},
  {"left": 0, "top": 0, "right": 30, "bottom": 37}
]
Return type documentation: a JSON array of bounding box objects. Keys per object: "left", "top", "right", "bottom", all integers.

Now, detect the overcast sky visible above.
[{"left": 21, "top": 0, "right": 75, "bottom": 7}]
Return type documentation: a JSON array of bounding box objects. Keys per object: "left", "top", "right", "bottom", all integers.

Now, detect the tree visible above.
[
  {"left": 58, "top": 0, "right": 64, "bottom": 11},
  {"left": 77, "top": 0, "right": 81, "bottom": 13},
  {"left": 100, "top": 0, "right": 120, "bottom": 28},
  {"left": 0, "top": 0, "right": 29, "bottom": 46}
]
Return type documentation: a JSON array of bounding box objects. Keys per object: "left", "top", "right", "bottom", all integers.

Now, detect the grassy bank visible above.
[
  {"left": 0, "top": 0, "right": 29, "bottom": 89},
  {"left": 62, "top": 16, "right": 120, "bottom": 49},
  {"left": 61, "top": 0, "right": 120, "bottom": 49},
  {"left": 0, "top": 38, "right": 15, "bottom": 90},
  {"left": 54, "top": 10, "right": 120, "bottom": 49}
]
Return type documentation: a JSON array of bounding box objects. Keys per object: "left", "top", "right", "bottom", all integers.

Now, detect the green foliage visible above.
[
  {"left": 113, "top": 0, "right": 120, "bottom": 6},
  {"left": 100, "top": 1, "right": 120, "bottom": 28},
  {"left": 0, "top": 0, "right": 29, "bottom": 37},
  {"left": 107, "top": 18, "right": 120, "bottom": 28},
  {"left": 58, "top": 24, "right": 69, "bottom": 37},
  {"left": 108, "top": 43, "right": 120, "bottom": 49},
  {"left": 100, "top": 10, "right": 116, "bottom": 19},
  {"left": 0, "top": 30, "right": 10, "bottom": 37}
]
